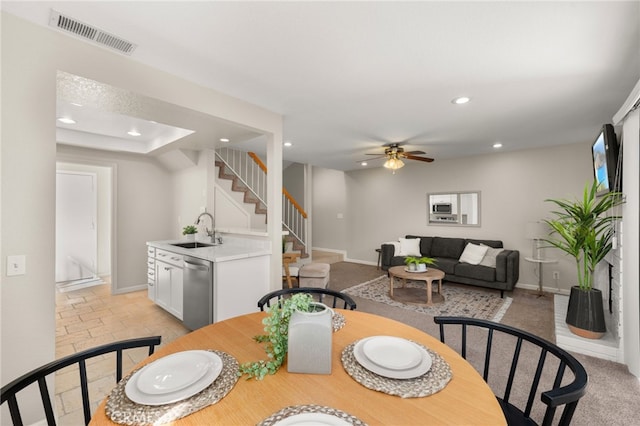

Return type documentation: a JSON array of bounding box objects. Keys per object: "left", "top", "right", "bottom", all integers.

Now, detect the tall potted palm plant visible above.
[{"left": 543, "top": 181, "right": 623, "bottom": 339}]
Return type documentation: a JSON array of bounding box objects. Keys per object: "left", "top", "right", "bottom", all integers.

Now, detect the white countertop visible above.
[{"left": 147, "top": 237, "right": 271, "bottom": 262}]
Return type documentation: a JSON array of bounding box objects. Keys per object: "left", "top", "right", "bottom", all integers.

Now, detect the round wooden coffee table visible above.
[{"left": 388, "top": 265, "right": 446, "bottom": 306}]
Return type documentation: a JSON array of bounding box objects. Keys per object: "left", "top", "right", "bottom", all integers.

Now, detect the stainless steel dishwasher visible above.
[{"left": 183, "top": 256, "right": 213, "bottom": 330}]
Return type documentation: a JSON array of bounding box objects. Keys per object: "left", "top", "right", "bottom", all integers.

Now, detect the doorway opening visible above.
[{"left": 56, "top": 162, "right": 113, "bottom": 292}]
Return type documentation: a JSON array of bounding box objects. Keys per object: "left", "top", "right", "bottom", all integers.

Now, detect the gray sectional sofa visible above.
[{"left": 380, "top": 235, "right": 519, "bottom": 297}]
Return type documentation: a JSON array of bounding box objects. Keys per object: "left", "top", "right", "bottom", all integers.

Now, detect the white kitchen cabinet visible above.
[
  {"left": 147, "top": 246, "right": 156, "bottom": 301},
  {"left": 153, "top": 249, "right": 184, "bottom": 320},
  {"left": 214, "top": 255, "right": 270, "bottom": 322},
  {"left": 147, "top": 237, "right": 271, "bottom": 327}
]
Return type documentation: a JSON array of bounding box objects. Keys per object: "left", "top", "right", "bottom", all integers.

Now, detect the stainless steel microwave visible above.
[{"left": 432, "top": 203, "right": 452, "bottom": 214}]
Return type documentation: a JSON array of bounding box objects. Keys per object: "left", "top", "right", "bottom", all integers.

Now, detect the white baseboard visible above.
[
  {"left": 312, "top": 246, "right": 347, "bottom": 255},
  {"left": 344, "top": 258, "right": 377, "bottom": 267},
  {"left": 514, "top": 282, "right": 570, "bottom": 296}
]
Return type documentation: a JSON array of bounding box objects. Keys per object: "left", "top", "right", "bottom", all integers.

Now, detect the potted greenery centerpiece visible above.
[
  {"left": 404, "top": 256, "right": 436, "bottom": 272},
  {"left": 239, "top": 293, "right": 313, "bottom": 380},
  {"left": 182, "top": 225, "right": 198, "bottom": 241},
  {"left": 543, "top": 180, "right": 623, "bottom": 339}
]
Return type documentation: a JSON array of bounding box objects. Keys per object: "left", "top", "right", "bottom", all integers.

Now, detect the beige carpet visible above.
[
  {"left": 343, "top": 275, "right": 513, "bottom": 322},
  {"left": 327, "top": 261, "right": 639, "bottom": 426}
]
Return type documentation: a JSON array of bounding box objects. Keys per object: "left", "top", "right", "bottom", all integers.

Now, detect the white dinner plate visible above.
[
  {"left": 353, "top": 336, "right": 432, "bottom": 379},
  {"left": 273, "top": 413, "right": 351, "bottom": 426},
  {"left": 362, "top": 336, "right": 422, "bottom": 370},
  {"left": 136, "top": 350, "right": 215, "bottom": 395},
  {"left": 125, "top": 351, "right": 222, "bottom": 406}
]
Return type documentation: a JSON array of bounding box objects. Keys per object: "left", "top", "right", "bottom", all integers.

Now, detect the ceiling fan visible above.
[{"left": 358, "top": 143, "right": 434, "bottom": 173}]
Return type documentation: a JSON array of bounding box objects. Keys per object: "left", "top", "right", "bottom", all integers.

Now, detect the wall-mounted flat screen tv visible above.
[{"left": 591, "top": 124, "right": 621, "bottom": 195}]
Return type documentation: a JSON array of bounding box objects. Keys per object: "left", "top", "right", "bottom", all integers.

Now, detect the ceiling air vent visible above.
[{"left": 49, "top": 10, "right": 137, "bottom": 55}]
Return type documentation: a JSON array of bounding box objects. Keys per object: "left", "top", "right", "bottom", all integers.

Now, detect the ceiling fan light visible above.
[{"left": 383, "top": 157, "right": 405, "bottom": 170}]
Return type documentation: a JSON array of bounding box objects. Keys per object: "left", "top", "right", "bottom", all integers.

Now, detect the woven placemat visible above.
[
  {"left": 333, "top": 311, "right": 346, "bottom": 331},
  {"left": 341, "top": 340, "right": 452, "bottom": 398},
  {"left": 257, "top": 404, "right": 367, "bottom": 426},
  {"left": 105, "top": 350, "right": 239, "bottom": 425}
]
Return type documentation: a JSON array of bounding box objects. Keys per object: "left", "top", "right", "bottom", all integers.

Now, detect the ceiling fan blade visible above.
[
  {"left": 404, "top": 154, "right": 434, "bottom": 163},
  {"left": 356, "top": 155, "right": 386, "bottom": 163},
  {"left": 404, "top": 150, "right": 426, "bottom": 155}
]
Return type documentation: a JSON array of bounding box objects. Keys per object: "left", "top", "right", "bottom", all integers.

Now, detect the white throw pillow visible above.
[
  {"left": 398, "top": 238, "right": 421, "bottom": 256},
  {"left": 479, "top": 246, "right": 504, "bottom": 268},
  {"left": 459, "top": 242, "right": 489, "bottom": 265}
]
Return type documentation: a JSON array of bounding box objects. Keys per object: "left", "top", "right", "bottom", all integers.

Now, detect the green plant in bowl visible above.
[
  {"left": 182, "top": 225, "right": 198, "bottom": 235},
  {"left": 239, "top": 293, "right": 312, "bottom": 380},
  {"left": 404, "top": 256, "right": 436, "bottom": 271}
]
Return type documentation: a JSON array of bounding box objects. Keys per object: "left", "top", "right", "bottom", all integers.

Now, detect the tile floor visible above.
[
  {"left": 54, "top": 279, "right": 189, "bottom": 425},
  {"left": 54, "top": 253, "right": 340, "bottom": 424}
]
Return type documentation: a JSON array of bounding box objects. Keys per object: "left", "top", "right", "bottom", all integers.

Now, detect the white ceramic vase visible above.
[{"left": 287, "top": 302, "right": 333, "bottom": 374}]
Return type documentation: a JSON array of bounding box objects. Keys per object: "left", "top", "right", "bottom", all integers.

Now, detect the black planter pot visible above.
[{"left": 565, "top": 286, "right": 606, "bottom": 339}]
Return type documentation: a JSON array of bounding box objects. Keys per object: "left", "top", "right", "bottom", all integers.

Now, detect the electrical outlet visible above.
[{"left": 553, "top": 271, "right": 560, "bottom": 280}]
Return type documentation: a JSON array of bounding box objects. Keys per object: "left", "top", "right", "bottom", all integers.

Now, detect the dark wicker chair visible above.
[
  {"left": 1, "top": 336, "right": 161, "bottom": 426},
  {"left": 434, "top": 317, "right": 587, "bottom": 426},
  {"left": 258, "top": 287, "right": 357, "bottom": 311}
]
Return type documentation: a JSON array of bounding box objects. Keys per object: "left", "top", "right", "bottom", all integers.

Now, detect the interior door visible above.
[{"left": 56, "top": 171, "right": 97, "bottom": 282}]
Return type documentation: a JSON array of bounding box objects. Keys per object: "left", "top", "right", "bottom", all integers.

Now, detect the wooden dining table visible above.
[{"left": 91, "top": 310, "right": 506, "bottom": 425}]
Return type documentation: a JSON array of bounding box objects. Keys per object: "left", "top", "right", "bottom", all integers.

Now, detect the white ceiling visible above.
[{"left": 3, "top": 1, "right": 639, "bottom": 171}]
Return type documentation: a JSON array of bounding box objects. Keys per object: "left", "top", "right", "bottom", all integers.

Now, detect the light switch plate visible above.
[{"left": 7, "top": 255, "right": 26, "bottom": 276}]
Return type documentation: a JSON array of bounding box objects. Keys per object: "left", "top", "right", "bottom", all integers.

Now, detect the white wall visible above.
[
  {"left": 172, "top": 152, "right": 208, "bottom": 238},
  {"left": 620, "top": 108, "right": 639, "bottom": 376},
  {"left": 284, "top": 162, "right": 305, "bottom": 206},
  {"left": 58, "top": 145, "right": 174, "bottom": 293},
  {"left": 311, "top": 167, "right": 349, "bottom": 251},
  {"left": 313, "top": 142, "right": 594, "bottom": 292},
  {"left": 1, "top": 13, "right": 282, "bottom": 424}
]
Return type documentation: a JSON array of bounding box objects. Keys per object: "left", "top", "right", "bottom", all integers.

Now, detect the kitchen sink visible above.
[{"left": 171, "top": 242, "right": 214, "bottom": 249}]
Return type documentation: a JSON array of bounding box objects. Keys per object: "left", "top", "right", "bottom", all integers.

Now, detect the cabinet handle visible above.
[
  {"left": 171, "top": 257, "right": 181, "bottom": 261},
  {"left": 164, "top": 266, "right": 171, "bottom": 271},
  {"left": 148, "top": 282, "right": 154, "bottom": 286},
  {"left": 158, "top": 253, "right": 167, "bottom": 257}
]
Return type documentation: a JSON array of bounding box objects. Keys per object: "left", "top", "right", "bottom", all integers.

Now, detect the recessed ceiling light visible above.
[
  {"left": 57, "top": 117, "right": 76, "bottom": 124},
  {"left": 220, "top": 138, "right": 230, "bottom": 143},
  {"left": 127, "top": 130, "right": 141, "bottom": 136},
  {"left": 361, "top": 162, "right": 368, "bottom": 166},
  {"left": 452, "top": 96, "right": 471, "bottom": 105},
  {"left": 493, "top": 142, "right": 503, "bottom": 148},
  {"left": 284, "top": 141, "right": 293, "bottom": 147},
  {"left": 70, "top": 102, "right": 83, "bottom": 107}
]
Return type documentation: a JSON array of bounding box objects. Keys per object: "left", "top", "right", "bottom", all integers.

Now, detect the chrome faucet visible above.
[{"left": 194, "top": 212, "right": 222, "bottom": 244}]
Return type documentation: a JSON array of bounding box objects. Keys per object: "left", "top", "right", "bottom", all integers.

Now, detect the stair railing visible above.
[
  {"left": 215, "top": 148, "right": 308, "bottom": 252},
  {"left": 216, "top": 147, "right": 267, "bottom": 206},
  {"left": 282, "top": 187, "right": 307, "bottom": 250}
]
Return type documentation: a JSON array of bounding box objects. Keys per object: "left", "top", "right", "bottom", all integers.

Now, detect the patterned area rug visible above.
[{"left": 343, "top": 275, "right": 512, "bottom": 322}]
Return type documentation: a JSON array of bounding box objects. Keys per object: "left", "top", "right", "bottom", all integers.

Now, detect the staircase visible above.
[
  {"left": 216, "top": 160, "right": 267, "bottom": 216},
  {"left": 215, "top": 148, "right": 308, "bottom": 257}
]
